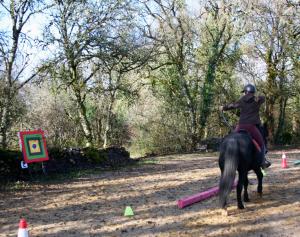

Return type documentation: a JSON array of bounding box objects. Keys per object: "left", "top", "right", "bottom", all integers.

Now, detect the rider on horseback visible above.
[{"left": 220, "top": 84, "right": 271, "bottom": 169}]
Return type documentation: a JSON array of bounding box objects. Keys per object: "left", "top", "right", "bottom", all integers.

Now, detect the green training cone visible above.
[
  {"left": 294, "top": 160, "right": 300, "bottom": 165},
  {"left": 124, "top": 206, "right": 134, "bottom": 217}
]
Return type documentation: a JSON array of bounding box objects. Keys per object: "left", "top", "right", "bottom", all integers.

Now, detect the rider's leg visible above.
[
  {"left": 237, "top": 124, "right": 271, "bottom": 168},
  {"left": 250, "top": 127, "right": 271, "bottom": 168},
  {"left": 256, "top": 124, "right": 268, "bottom": 153},
  {"left": 258, "top": 123, "right": 272, "bottom": 165}
]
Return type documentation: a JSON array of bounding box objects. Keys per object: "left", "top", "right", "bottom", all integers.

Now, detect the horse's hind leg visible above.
[
  {"left": 237, "top": 171, "right": 247, "bottom": 209},
  {"left": 243, "top": 175, "right": 250, "bottom": 202},
  {"left": 219, "top": 155, "right": 227, "bottom": 208},
  {"left": 254, "top": 168, "right": 263, "bottom": 196}
]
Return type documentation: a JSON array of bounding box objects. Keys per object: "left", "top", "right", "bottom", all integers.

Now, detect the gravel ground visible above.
[{"left": 1, "top": 150, "right": 300, "bottom": 237}]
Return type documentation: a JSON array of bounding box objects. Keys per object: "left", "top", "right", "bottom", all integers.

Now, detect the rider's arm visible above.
[
  {"left": 223, "top": 100, "right": 241, "bottom": 111},
  {"left": 255, "top": 95, "right": 265, "bottom": 105}
]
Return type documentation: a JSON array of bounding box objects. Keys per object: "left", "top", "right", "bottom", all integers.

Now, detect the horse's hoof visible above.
[
  {"left": 238, "top": 204, "right": 245, "bottom": 209},
  {"left": 257, "top": 192, "right": 263, "bottom": 198},
  {"left": 244, "top": 197, "right": 250, "bottom": 202}
]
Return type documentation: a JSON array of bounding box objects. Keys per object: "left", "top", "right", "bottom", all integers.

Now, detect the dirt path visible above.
[{"left": 1, "top": 150, "right": 300, "bottom": 237}]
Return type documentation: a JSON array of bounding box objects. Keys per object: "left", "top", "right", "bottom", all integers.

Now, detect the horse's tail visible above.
[{"left": 219, "top": 137, "right": 239, "bottom": 208}]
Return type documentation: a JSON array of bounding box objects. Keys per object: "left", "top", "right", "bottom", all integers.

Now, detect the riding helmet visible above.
[{"left": 242, "top": 84, "right": 256, "bottom": 93}]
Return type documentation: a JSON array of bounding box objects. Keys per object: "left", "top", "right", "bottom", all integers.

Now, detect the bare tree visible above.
[
  {"left": 197, "top": 0, "right": 245, "bottom": 138},
  {"left": 246, "top": 0, "right": 300, "bottom": 142},
  {"left": 142, "top": 0, "right": 201, "bottom": 148},
  {"left": 42, "top": 0, "right": 148, "bottom": 147},
  {"left": 0, "top": 0, "right": 49, "bottom": 148},
  {"left": 96, "top": 39, "right": 151, "bottom": 148}
]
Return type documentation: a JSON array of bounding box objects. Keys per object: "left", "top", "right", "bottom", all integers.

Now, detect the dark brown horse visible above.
[{"left": 218, "top": 131, "right": 264, "bottom": 209}]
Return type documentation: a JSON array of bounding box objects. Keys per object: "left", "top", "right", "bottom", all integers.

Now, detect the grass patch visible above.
[{"left": 137, "top": 159, "right": 160, "bottom": 165}]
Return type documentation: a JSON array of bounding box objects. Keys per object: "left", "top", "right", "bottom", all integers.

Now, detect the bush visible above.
[
  {"left": 45, "top": 146, "right": 132, "bottom": 172},
  {"left": 82, "top": 147, "right": 108, "bottom": 164},
  {"left": 100, "top": 146, "right": 131, "bottom": 167},
  {"left": 199, "top": 137, "right": 223, "bottom": 152},
  {"left": 0, "top": 146, "right": 132, "bottom": 182},
  {"left": 0, "top": 149, "right": 23, "bottom": 182}
]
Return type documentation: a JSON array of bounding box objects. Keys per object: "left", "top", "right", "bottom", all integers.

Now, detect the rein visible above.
[{"left": 220, "top": 111, "right": 234, "bottom": 132}]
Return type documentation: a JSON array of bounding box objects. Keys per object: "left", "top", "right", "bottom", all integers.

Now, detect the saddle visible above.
[{"left": 237, "top": 129, "right": 261, "bottom": 153}]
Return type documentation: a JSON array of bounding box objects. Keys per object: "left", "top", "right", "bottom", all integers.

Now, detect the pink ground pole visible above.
[{"left": 177, "top": 180, "right": 238, "bottom": 209}]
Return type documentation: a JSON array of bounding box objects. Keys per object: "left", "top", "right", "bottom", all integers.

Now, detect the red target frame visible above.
[{"left": 18, "top": 130, "right": 49, "bottom": 164}]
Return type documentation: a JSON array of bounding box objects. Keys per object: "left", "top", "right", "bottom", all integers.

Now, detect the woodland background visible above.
[{"left": 0, "top": 0, "right": 299, "bottom": 157}]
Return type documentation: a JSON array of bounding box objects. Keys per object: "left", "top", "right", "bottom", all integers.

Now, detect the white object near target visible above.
[{"left": 21, "top": 161, "right": 28, "bottom": 169}]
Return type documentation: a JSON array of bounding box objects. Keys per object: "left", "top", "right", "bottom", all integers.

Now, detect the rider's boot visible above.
[{"left": 260, "top": 146, "right": 271, "bottom": 169}]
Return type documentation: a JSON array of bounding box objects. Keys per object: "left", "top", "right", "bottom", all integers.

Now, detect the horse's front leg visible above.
[
  {"left": 237, "top": 171, "right": 246, "bottom": 209},
  {"left": 254, "top": 168, "right": 263, "bottom": 197},
  {"left": 243, "top": 175, "right": 250, "bottom": 202}
]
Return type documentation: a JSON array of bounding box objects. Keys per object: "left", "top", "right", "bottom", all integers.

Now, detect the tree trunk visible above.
[
  {"left": 0, "top": 80, "right": 14, "bottom": 149},
  {"left": 103, "top": 94, "right": 115, "bottom": 148},
  {"left": 78, "top": 107, "right": 93, "bottom": 146},
  {"left": 96, "top": 117, "right": 103, "bottom": 146},
  {"left": 265, "top": 51, "right": 278, "bottom": 143},
  {"left": 265, "top": 97, "right": 276, "bottom": 143},
  {"left": 74, "top": 90, "right": 93, "bottom": 146},
  {"left": 178, "top": 67, "right": 198, "bottom": 150},
  {"left": 292, "top": 97, "right": 300, "bottom": 134},
  {"left": 199, "top": 59, "right": 217, "bottom": 138},
  {"left": 189, "top": 107, "right": 198, "bottom": 150},
  {"left": 0, "top": 105, "right": 9, "bottom": 149},
  {"left": 274, "top": 96, "right": 288, "bottom": 144}
]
